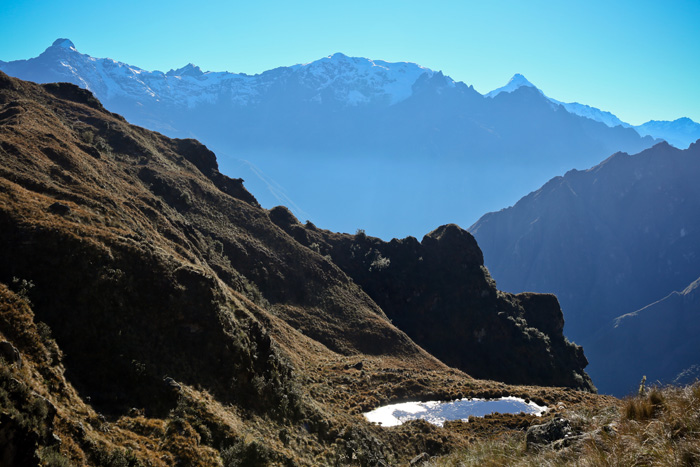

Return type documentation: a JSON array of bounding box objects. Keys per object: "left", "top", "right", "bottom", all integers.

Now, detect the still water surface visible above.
[{"left": 364, "top": 397, "right": 548, "bottom": 427}]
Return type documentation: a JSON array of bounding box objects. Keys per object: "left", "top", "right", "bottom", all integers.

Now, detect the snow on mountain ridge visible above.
[
  {"left": 634, "top": 118, "right": 700, "bottom": 149},
  {"left": 296, "top": 52, "right": 439, "bottom": 105},
  {"left": 6, "top": 39, "right": 696, "bottom": 146},
  {"left": 52, "top": 38, "right": 76, "bottom": 50},
  {"left": 485, "top": 73, "right": 637, "bottom": 130},
  {"left": 5, "top": 40, "right": 439, "bottom": 108},
  {"left": 550, "top": 99, "right": 631, "bottom": 128},
  {"left": 484, "top": 73, "right": 537, "bottom": 98}
]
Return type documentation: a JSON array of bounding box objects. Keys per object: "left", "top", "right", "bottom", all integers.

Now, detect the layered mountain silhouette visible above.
[
  {"left": 0, "top": 39, "right": 659, "bottom": 239},
  {"left": 486, "top": 73, "right": 700, "bottom": 149},
  {"left": 470, "top": 141, "right": 700, "bottom": 394},
  {"left": 0, "top": 72, "right": 598, "bottom": 464}
]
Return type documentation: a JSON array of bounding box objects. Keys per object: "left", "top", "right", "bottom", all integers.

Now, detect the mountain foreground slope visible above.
[
  {"left": 0, "top": 39, "right": 659, "bottom": 239},
  {"left": 0, "top": 72, "right": 608, "bottom": 465},
  {"left": 470, "top": 141, "right": 700, "bottom": 395}
]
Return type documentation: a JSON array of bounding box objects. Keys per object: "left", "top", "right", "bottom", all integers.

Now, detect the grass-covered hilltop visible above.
[{"left": 1, "top": 71, "right": 698, "bottom": 466}]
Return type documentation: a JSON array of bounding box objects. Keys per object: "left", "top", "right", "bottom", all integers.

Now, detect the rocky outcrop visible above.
[
  {"left": 526, "top": 417, "right": 574, "bottom": 450},
  {"left": 0, "top": 71, "right": 445, "bottom": 464},
  {"left": 270, "top": 208, "right": 594, "bottom": 390}
]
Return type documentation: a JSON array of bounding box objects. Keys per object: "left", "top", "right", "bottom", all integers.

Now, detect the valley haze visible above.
[{"left": 4, "top": 39, "right": 695, "bottom": 240}]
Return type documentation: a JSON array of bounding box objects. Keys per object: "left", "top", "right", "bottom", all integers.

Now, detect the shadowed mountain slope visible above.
[
  {"left": 470, "top": 141, "right": 700, "bottom": 395},
  {"left": 585, "top": 276, "right": 700, "bottom": 394}
]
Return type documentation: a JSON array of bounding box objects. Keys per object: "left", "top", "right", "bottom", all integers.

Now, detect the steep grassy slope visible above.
[{"left": 0, "top": 72, "right": 605, "bottom": 465}]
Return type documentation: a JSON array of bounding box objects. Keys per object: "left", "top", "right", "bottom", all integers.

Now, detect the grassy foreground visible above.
[{"left": 434, "top": 383, "right": 700, "bottom": 466}]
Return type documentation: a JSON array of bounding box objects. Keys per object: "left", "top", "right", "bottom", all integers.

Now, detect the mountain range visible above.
[
  {"left": 470, "top": 141, "right": 700, "bottom": 395},
  {"left": 0, "top": 38, "right": 675, "bottom": 239},
  {"left": 0, "top": 71, "right": 603, "bottom": 465},
  {"left": 3, "top": 39, "right": 698, "bottom": 397}
]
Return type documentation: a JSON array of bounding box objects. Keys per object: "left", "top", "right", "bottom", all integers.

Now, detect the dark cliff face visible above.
[{"left": 270, "top": 209, "right": 594, "bottom": 391}]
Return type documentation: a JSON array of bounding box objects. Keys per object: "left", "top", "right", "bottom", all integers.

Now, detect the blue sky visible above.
[{"left": 1, "top": 0, "right": 699, "bottom": 125}]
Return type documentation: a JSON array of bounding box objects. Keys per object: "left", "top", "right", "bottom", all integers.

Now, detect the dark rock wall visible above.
[{"left": 271, "top": 209, "right": 594, "bottom": 390}]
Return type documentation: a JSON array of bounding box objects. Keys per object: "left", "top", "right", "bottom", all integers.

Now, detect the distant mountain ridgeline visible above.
[
  {"left": 486, "top": 74, "right": 700, "bottom": 150},
  {"left": 470, "top": 141, "right": 700, "bottom": 395},
  {"left": 0, "top": 39, "right": 667, "bottom": 239}
]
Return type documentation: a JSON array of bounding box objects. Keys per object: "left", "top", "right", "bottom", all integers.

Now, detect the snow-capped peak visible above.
[
  {"left": 51, "top": 38, "right": 76, "bottom": 50},
  {"left": 2, "top": 40, "right": 452, "bottom": 111},
  {"left": 508, "top": 73, "right": 535, "bottom": 88},
  {"left": 634, "top": 117, "right": 700, "bottom": 149},
  {"left": 294, "top": 53, "right": 439, "bottom": 105},
  {"left": 485, "top": 73, "right": 537, "bottom": 98}
]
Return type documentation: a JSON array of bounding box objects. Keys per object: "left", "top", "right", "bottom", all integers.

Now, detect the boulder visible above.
[{"left": 526, "top": 417, "right": 573, "bottom": 450}]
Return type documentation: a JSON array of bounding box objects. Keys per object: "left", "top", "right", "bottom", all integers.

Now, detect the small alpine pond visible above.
[{"left": 364, "top": 397, "right": 548, "bottom": 427}]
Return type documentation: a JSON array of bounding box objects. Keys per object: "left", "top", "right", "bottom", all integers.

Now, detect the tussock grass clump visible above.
[{"left": 624, "top": 386, "right": 665, "bottom": 421}]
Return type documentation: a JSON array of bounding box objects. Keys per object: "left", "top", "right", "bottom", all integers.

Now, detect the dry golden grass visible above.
[{"left": 434, "top": 383, "right": 700, "bottom": 467}]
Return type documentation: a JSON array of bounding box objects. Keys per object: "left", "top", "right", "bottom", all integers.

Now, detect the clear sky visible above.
[{"left": 1, "top": 0, "right": 699, "bottom": 125}]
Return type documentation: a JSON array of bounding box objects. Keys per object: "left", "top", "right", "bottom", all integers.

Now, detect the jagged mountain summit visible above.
[
  {"left": 485, "top": 73, "right": 630, "bottom": 127},
  {"left": 0, "top": 40, "right": 441, "bottom": 111},
  {"left": 469, "top": 140, "right": 700, "bottom": 395},
  {"left": 0, "top": 39, "right": 659, "bottom": 239}
]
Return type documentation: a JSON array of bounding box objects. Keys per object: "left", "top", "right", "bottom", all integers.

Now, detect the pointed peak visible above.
[
  {"left": 485, "top": 73, "right": 538, "bottom": 98},
  {"left": 508, "top": 73, "right": 534, "bottom": 87},
  {"left": 166, "top": 63, "right": 204, "bottom": 77},
  {"left": 50, "top": 38, "right": 76, "bottom": 51}
]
